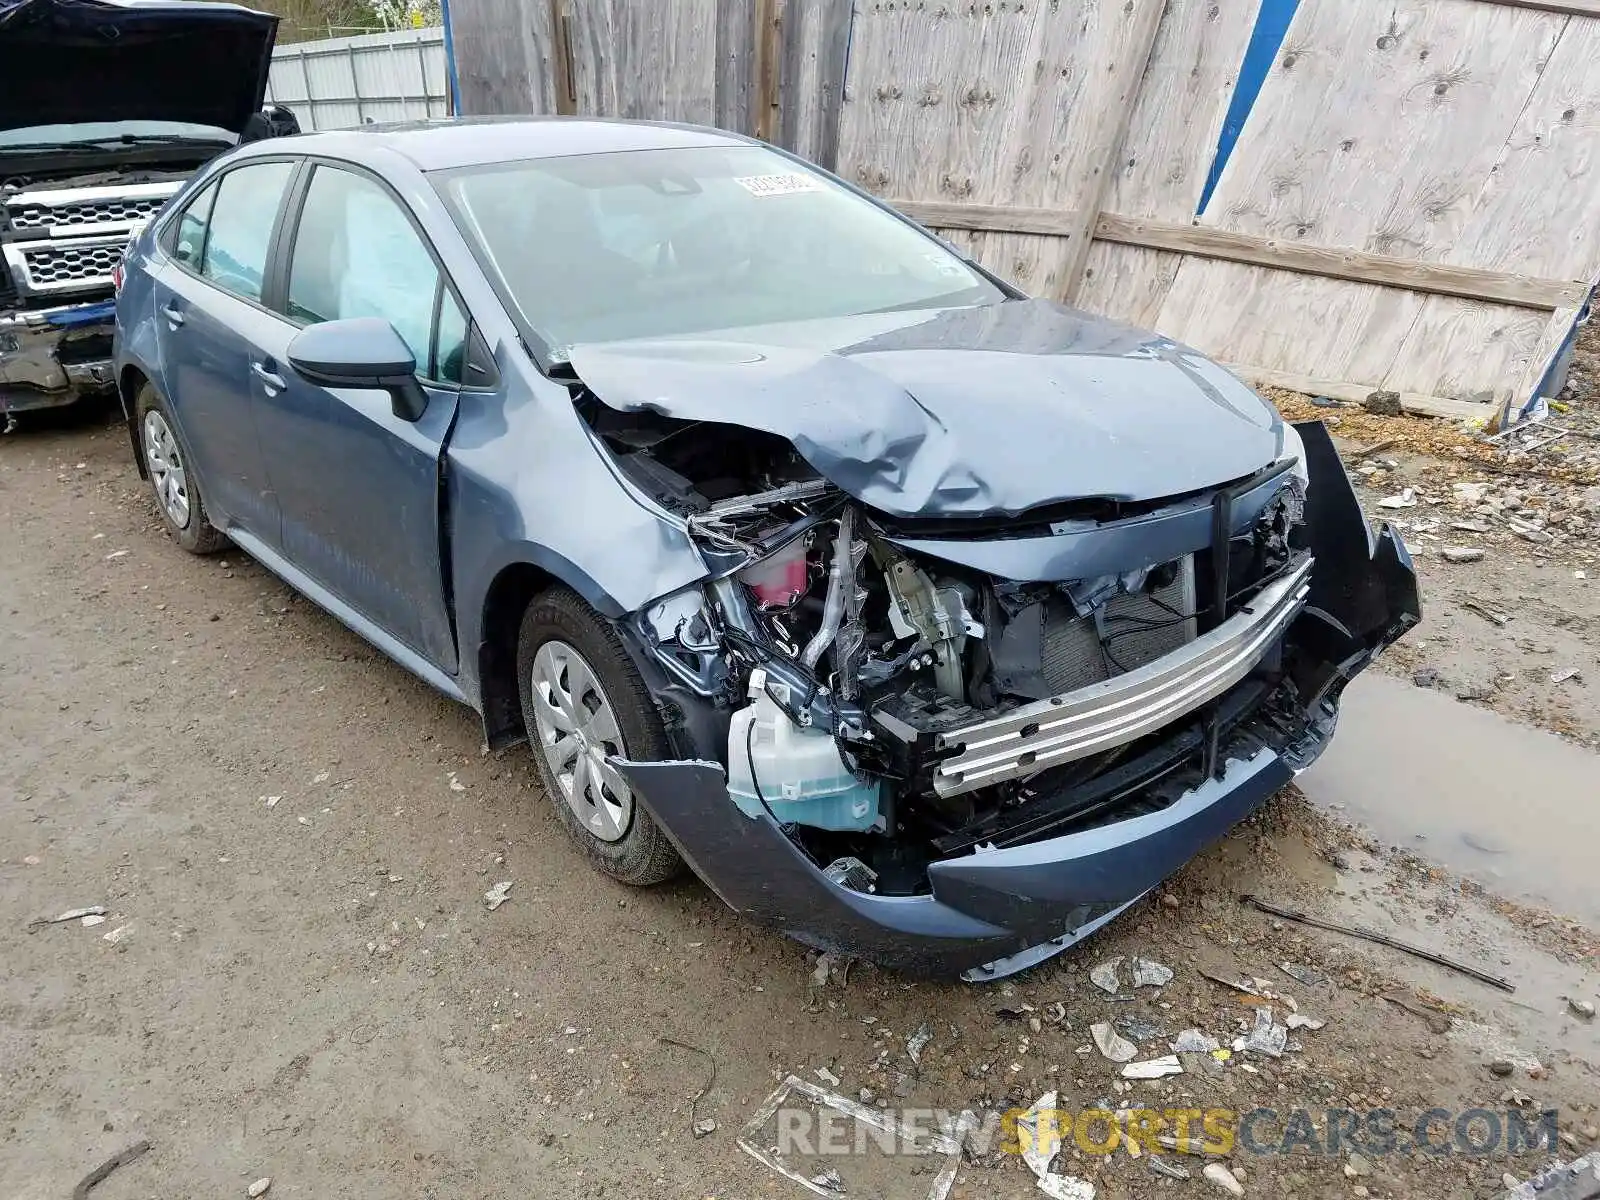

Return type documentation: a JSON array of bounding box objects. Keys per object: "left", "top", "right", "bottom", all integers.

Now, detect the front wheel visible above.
[
  {"left": 136, "top": 384, "right": 226, "bottom": 554},
  {"left": 516, "top": 587, "right": 684, "bottom": 886}
]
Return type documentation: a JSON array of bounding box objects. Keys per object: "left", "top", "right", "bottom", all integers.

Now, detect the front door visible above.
[{"left": 250, "top": 162, "right": 466, "bottom": 673}]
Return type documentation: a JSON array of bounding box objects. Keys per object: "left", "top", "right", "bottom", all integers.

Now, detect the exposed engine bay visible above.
[{"left": 583, "top": 398, "right": 1329, "bottom": 898}]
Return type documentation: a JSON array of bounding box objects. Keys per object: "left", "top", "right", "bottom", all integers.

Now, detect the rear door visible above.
[
  {"left": 149, "top": 159, "right": 298, "bottom": 539},
  {"left": 249, "top": 161, "right": 470, "bottom": 673}
]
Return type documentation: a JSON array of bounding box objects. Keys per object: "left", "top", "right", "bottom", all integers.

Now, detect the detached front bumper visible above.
[
  {"left": 0, "top": 300, "right": 117, "bottom": 418},
  {"left": 618, "top": 421, "right": 1419, "bottom": 980}
]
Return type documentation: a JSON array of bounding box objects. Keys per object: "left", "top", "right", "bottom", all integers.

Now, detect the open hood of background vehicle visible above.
[
  {"left": 569, "top": 300, "right": 1283, "bottom": 520},
  {"left": 0, "top": 0, "right": 278, "bottom": 135}
]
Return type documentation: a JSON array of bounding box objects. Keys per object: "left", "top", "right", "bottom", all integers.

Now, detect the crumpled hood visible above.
[
  {"left": 569, "top": 299, "right": 1283, "bottom": 520},
  {"left": 0, "top": 0, "right": 278, "bottom": 135}
]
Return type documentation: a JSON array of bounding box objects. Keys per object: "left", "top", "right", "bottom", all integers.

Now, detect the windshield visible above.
[
  {"left": 435, "top": 145, "right": 1002, "bottom": 351},
  {"left": 0, "top": 121, "right": 236, "bottom": 151}
]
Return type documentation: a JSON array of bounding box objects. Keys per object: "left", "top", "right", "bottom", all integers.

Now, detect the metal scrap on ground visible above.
[
  {"left": 71, "top": 1140, "right": 151, "bottom": 1200},
  {"left": 1242, "top": 894, "right": 1516, "bottom": 992}
]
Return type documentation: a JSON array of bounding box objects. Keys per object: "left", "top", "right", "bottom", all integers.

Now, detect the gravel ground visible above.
[{"left": 2, "top": 399, "right": 1596, "bottom": 1200}]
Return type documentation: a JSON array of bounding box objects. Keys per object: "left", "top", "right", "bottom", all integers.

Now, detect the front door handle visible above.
[
  {"left": 160, "top": 303, "right": 184, "bottom": 329},
  {"left": 251, "top": 361, "right": 285, "bottom": 392}
]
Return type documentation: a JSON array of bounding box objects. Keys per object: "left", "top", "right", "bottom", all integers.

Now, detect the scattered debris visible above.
[
  {"left": 1569, "top": 998, "right": 1596, "bottom": 1021},
  {"left": 907, "top": 1022, "right": 932, "bottom": 1065},
  {"left": 815, "top": 1065, "right": 841, "bottom": 1087},
  {"left": 71, "top": 1139, "right": 151, "bottom": 1200},
  {"left": 808, "top": 1167, "right": 844, "bottom": 1193},
  {"left": 1362, "top": 390, "right": 1403, "bottom": 417},
  {"left": 1171, "top": 1029, "right": 1221, "bottom": 1054},
  {"left": 1202, "top": 1161, "right": 1246, "bottom": 1196},
  {"left": 1240, "top": 895, "right": 1515, "bottom": 992},
  {"left": 1018, "top": 1092, "right": 1097, "bottom": 1200},
  {"left": 1462, "top": 598, "right": 1510, "bottom": 627},
  {"left": 1156, "top": 1134, "right": 1224, "bottom": 1158},
  {"left": 738, "top": 1075, "right": 969, "bottom": 1200},
  {"left": 1448, "top": 1021, "right": 1544, "bottom": 1073},
  {"left": 1131, "top": 957, "right": 1173, "bottom": 988},
  {"left": 247, "top": 1179, "right": 272, "bottom": 1198},
  {"left": 1351, "top": 436, "right": 1398, "bottom": 459},
  {"left": 1148, "top": 1157, "right": 1191, "bottom": 1181},
  {"left": 1234, "top": 1006, "right": 1288, "bottom": 1057},
  {"left": 1276, "top": 962, "right": 1332, "bottom": 989},
  {"left": 447, "top": 772, "right": 466, "bottom": 791},
  {"left": 1382, "top": 990, "right": 1454, "bottom": 1035},
  {"left": 1412, "top": 666, "right": 1441, "bottom": 688},
  {"left": 658, "top": 1036, "right": 719, "bottom": 1141},
  {"left": 1376, "top": 488, "right": 1417, "bottom": 509},
  {"left": 483, "top": 881, "right": 513, "bottom": 911},
  {"left": 1121, "top": 1055, "right": 1183, "bottom": 1079},
  {"left": 1345, "top": 1152, "right": 1373, "bottom": 1177},
  {"left": 1490, "top": 1060, "right": 1516, "bottom": 1077},
  {"left": 101, "top": 925, "right": 133, "bottom": 946},
  {"left": 1502, "top": 1088, "right": 1535, "bottom": 1109},
  {"left": 1552, "top": 667, "right": 1583, "bottom": 685},
  {"left": 25, "top": 904, "right": 107, "bottom": 932},
  {"left": 81, "top": 914, "right": 106, "bottom": 927},
  {"left": 1115, "top": 1014, "right": 1165, "bottom": 1042},
  {"left": 1442, "top": 546, "right": 1486, "bottom": 563},
  {"left": 1196, "top": 969, "right": 1295, "bottom": 1010},
  {"left": 1089, "top": 958, "right": 1124, "bottom": 995},
  {"left": 1089, "top": 955, "right": 1171, "bottom": 994},
  {"left": 1090, "top": 1022, "right": 1137, "bottom": 1063}
]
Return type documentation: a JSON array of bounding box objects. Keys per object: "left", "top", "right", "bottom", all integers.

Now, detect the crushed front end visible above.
[{"left": 596, "top": 410, "right": 1418, "bottom": 979}]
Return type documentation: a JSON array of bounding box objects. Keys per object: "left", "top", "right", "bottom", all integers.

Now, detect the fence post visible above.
[{"left": 754, "top": 0, "right": 782, "bottom": 141}]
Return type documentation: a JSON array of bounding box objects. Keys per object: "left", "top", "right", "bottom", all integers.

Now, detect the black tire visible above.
[
  {"left": 135, "top": 383, "right": 227, "bottom": 554},
  {"left": 516, "top": 586, "right": 684, "bottom": 886}
]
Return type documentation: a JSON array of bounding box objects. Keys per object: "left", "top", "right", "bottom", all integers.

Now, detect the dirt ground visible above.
[{"left": 2, "top": 386, "right": 1597, "bottom": 1200}]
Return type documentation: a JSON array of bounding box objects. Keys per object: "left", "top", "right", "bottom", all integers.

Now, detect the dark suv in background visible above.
[{"left": 0, "top": 0, "right": 294, "bottom": 429}]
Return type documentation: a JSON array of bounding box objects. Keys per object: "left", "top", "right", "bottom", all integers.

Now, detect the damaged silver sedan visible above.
[{"left": 113, "top": 119, "right": 1418, "bottom": 979}]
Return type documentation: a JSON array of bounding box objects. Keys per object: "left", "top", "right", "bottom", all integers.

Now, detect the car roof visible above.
[{"left": 246, "top": 116, "right": 750, "bottom": 173}]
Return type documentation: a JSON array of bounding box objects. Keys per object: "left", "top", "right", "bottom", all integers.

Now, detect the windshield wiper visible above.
[{"left": 0, "top": 134, "right": 230, "bottom": 156}]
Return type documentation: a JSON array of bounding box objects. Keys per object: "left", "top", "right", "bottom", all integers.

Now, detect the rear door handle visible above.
[
  {"left": 251, "top": 361, "right": 285, "bottom": 392},
  {"left": 160, "top": 303, "right": 184, "bottom": 328}
]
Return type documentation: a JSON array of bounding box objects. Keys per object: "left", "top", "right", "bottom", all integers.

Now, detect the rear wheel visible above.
[
  {"left": 516, "top": 586, "right": 684, "bottom": 886},
  {"left": 136, "top": 384, "right": 226, "bottom": 554}
]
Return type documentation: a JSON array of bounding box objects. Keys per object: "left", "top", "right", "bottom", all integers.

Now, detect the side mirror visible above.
[{"left": 287, "top": 317, "right": 429, "bottom": 422}]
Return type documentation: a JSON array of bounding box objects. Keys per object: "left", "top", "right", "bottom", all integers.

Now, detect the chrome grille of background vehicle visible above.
[
  {"left": 2, "top": 180, "right": 181, "bottom": 301},
  {"left": 7, "top": 196, "right": 167, "bottom": 232},
  {"left": 1038, "top": 557, "right": 1197, "bottom": 693}
]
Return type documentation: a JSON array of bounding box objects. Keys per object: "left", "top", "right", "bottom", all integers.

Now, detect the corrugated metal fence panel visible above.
[{"left": 268, "top": 28, "right": 450, "bottom": 132}]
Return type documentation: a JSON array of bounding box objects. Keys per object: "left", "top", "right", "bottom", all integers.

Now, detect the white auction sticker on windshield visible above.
[{"left": 734, "top": 173, "right": 825, "bottom": 197}]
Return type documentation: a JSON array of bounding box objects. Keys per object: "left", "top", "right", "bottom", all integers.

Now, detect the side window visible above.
[
  {"left": 200, "top": 161, "right": 295, "bottom": 302},
  {"left": 434, "top": 287, "right": 468, "bottom": 385},
  {"left": 169, "top": 181, "right": 218, "bottom": 269},
  {"left": 286, "top": 165, "right": 451, "bottom": 381}
]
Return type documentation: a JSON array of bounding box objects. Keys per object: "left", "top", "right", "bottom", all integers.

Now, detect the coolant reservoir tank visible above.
[{"left": 726, "top": 670, "right": 882, "bottom": 832}]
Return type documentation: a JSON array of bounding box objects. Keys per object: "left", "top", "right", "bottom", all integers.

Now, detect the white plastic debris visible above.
[
  {"left": 1090, "top": 1022, "right": 1137, "bottom": 1063},
  {"left": 247, "top": 1179, "right": 272, "bottom": 1198},
  {"left": 1552, "top": 668, "right": 1582, "bottom": 685},
  {"left": 1377, "top": 488, "right": 1417, "bottom": 509},
  {"left": 483, "top": 881, "right": 513, "bottom": 910},
  {"left": 814, "top": 1065, "right": 840, "bottom": 1087},
  {"left": 1285, "top": 1013, "right": 1326, "bottom": 1031},
  {"left": 448, "top": 772, "right": 466, "bottom": 792},
  {"left": 907, "top": 1022, "right": 932, "bottom": 1065},
  {"left": 1233, "top": 1006, "right": 1287, "bottom": 1057},
  {"left": 102, "top": 925, "right": 133, "bottom": 945},
  {"left": 1130, "top": 957, "right": 1173, "bottom": 988},
  {"left": 81, "top": 913, "right": 107, "bottom": 927},
  {"left": 1089, "top": 957, "right": 1124, "bottom": 995},
  {"left": 808, "top": 1167, "right": 844, "bottom": 1193},
  {"left": 1018, "top": 1092, "right": 1097, "bottom": 1200},
  {"left": 1171, "top": 1029, "right": 1221, "bottom": 1053},
  {"left": 32, "top": 904, "right": 107, "bottom": 927},
  {"left": 1121, "top": 1055, "right": 1183, "bottom": 1079},
  {"left": 1203, "top": 1161, "right": 1245, "bottom": 1195}
]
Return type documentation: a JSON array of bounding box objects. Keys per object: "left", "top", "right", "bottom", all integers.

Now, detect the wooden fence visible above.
[{"left": 447, "top": 0, "right": 1600, "bottom": 418}]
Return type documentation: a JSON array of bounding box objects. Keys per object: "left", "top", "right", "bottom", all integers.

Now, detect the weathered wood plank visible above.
[
  {"left": 1463, "top": 0, "right": 1600, "bottom": 16},
  {"left": 1055, "top": 0, "right": 1167, "bottom": 303},
  {"left": 1076, "top": 0, "right": 1263, "bottom": 327},
  {"left": 775, "top": 0, "right": 851, "bottom": 167},
  {"left": 567, "top": 0, "right": 720, "bottom": 124},
  {"left": 1155, "top": 0, "right": 1567, "bottom": 403},
  {"left": 890, "top": 201, "right": 1585, "bottom": 308},
  {"left": 1225, "top": 364, "right": 1492, "bottom": 419}
]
